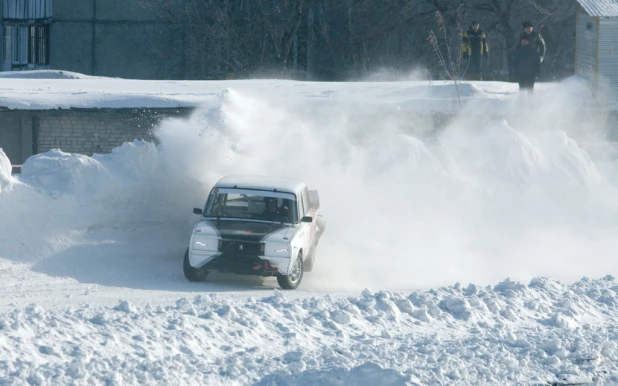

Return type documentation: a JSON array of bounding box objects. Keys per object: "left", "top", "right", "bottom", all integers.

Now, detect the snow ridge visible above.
[{"left": 2, "top": 276, "right": 618, "bottom": 385}]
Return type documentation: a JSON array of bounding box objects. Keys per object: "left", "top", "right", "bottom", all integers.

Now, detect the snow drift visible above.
[{"left": 2, "top": 277, "right": 618, "bottom": 385}]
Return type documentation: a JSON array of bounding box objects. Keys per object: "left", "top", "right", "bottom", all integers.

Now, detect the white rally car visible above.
[{"left": 183, "top": 175, "right": 325, "bottom": 289}]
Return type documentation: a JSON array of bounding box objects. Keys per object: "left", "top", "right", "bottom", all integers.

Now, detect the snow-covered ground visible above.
[
  {"left": 1, "top": 70, "right": 618, "bottom": 384},
  {"left": 3, "top": 277, "right": 618, "bottom": 385}
]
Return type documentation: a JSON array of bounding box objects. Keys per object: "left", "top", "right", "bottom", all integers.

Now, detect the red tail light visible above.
[{"left": 264, "top": 261, "right": 278, "bottom": 271}]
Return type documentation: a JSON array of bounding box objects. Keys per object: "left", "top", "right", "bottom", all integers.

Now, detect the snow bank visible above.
[
  {"left": 0, "top": 149, "right": 12, "bottom": 193},
  {"left": 2, "top": 277, "right": 618, "bottom": 385},
  {"left": 19, "top": 141, "right": 163, "bottom": 200},
  {"left": 21, "top": 149, "right": 116, "bottom": 199}
]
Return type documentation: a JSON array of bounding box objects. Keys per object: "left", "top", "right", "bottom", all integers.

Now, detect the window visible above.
[
  {"left": 3, "top": 0, "right": 53, "bottom": 20},
  {"left": 204, "top": 188, "right": 298, "bottom": 223},
  {"left": 3, "top": 26, "right": 11, "bottom": 63},
  {"left": 3, "top": 23, "right": 49, "bottom": 69},
  {"left": 28, "top": 24, "right": 48, "bottom": 64},
  {"left": 29, "top": 25, "right": 35, "bottom": 63},
  {"left": 2, "top": 0, "right": 52, "bottom": 70},
  {"left": 11, "top": 26, "right": 28, "bottom": 65},
  {"left": 36, "top": 24, "right": 48, "bottom": 64}
]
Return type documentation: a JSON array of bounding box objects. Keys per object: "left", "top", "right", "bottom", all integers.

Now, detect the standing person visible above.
[
  {"left": 512, "top": 37, "right": 541, "bottom": 92},
  {"left": 461, "top": 21, "right": 489, "bottom": 80},
  {"left": 520, "top": 21, "right": 546, "bottom": 63}
]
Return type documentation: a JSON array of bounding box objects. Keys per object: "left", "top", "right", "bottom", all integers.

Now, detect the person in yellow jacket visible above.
[{"left": 461, "top": 21, "right": 489, "bottom": 80}]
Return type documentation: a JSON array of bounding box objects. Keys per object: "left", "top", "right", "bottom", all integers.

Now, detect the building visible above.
[
  {"left": 1, "top": 0, "right": 182, "bottom": 79},
  {"left": 0, "top": 106, "right": 194, "bottom": 170},
  {"left": 0, "top": 0, "right": 192, "bottom": 170},
  {"left": 1, "top": 0, "right": 313, "bottom": 80},
  {"left": 574, "top": 0, "right": 618, "bottom": 106}
]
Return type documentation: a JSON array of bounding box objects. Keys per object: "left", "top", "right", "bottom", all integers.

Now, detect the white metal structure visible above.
[
  {"left": 575, "top": 0, "right": 618, "bottom": 106},
  {"left": 183, "top": 175, "right": 324, "bottom": 290}
]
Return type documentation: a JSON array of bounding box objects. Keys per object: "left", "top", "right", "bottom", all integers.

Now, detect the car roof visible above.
[{"left": 213, "top": 175, "right": 306, "bottom": 195}]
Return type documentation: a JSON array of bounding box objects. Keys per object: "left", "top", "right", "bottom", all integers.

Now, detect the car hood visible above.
[{"left": 195, "top": 219, "right": 295, "bottom": 243}]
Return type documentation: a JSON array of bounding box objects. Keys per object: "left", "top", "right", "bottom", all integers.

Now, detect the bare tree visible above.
[
  {"left": 133, "top": 0, "right": 577, "bottom": 82},
  {"left": 428, "top": 11, "right": 467, "bottom": 108},
  {"left": 257, "top": 0, "right": 320, "bottom": 69}
]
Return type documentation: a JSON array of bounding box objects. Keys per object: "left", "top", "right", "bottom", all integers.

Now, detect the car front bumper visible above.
[{"left": 190, "top": 249, "right": 292, "bottom": 276}]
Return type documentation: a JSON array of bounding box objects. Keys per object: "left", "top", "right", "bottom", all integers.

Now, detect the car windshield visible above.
[{"left": 204, "top": 188, "right": 298, "bottom": 223}]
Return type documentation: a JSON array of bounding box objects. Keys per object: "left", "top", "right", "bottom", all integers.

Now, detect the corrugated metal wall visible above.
[
  {"left": 575, "top": 10, "right": 598, "bottom": 84},
  {"left": 2, "top": 0, "right": 52, "bottom": 20},
  {"left": 598, "top": 18, "right": 618, "bottom": 105}
]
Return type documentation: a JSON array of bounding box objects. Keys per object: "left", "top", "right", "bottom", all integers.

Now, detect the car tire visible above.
[
  {"left": 277, "top": 251, "right": 304, "bottom": 290},
  {"left": 183, "top": 248, "right": 209, "bottom": 282}
]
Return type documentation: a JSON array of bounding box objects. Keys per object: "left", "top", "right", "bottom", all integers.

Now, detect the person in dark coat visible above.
[
  {"left": 262, "top": 197, "right": 289, "bottom": 222},
  {"left": 520, "top": 21, "right": 546, "bottom": 63},
  {"left": 461, "top": 21, "right": 489, "bottom": 80},
  {"left": 512, "top": 36, "right": 541, "bottom": 91}
]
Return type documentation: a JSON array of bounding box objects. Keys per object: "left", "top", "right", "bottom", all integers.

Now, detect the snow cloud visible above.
[{"left": 144, "top": 78, "right": 618, "bottom": 291}]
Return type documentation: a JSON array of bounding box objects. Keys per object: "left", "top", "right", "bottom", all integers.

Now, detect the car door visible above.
[
  {"left": 304, "top": 188, "right": 318, "bottom": 242},
  {"left": 300, "top": 188, "right": 314, "bottom": 253},
  {"left": 297, "top": 190, "right": 311, "bottom": 257}
]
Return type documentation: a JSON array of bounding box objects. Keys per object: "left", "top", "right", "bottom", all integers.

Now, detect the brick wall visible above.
[
  {"left": 0, "top": 112, "right": 22, "bottom": 163},
  {"left": 0, "top": 107, "right": 193, "bottom": 166},
  {"left": 35, "top": 108, "right": 192, "bottom": 155}
]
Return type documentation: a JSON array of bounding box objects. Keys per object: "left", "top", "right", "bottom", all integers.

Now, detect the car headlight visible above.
[
  {"left": 263, "top": 243, "right": 291, "bottom": 256},
  {"left": 192, "top": 237, "right": 219, "bottom": 251}
]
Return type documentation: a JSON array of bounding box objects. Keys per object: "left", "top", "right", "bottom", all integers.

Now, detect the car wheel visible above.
[
  {"left": 183, "top": 248, "right": 209, "bottom": 282},
  {"left": 277, "top": 251, "right": 304, "bottom": 290}
]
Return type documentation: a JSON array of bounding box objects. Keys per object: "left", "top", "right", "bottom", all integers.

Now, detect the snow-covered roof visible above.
[
  {"left": 0, "top": 69, "right": 525, "bottom": 112},
  {"left": 213, "top": 175, "right": 306, "bottom": 195},
  {"left": 576, "top": 0, "right": 618, "bottom": 17}
]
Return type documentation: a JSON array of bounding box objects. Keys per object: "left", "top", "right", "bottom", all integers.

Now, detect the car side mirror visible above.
[
  {"left": 193, "top": 208, "right": 203, "bottom": 215},
  {"left": 301, "top": 216, "right": 313, "bottom": 223}
]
